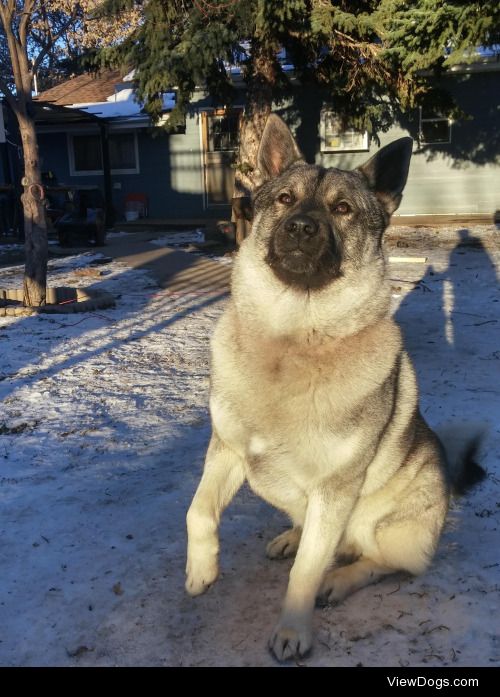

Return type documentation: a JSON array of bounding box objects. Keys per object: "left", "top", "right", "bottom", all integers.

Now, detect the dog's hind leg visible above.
[
  {"left": 266, "top": 527, "right": 302, "bottom": 559},
  {"left": 317, "top": 558, "right": 395, "bottom": 605},
  {"left": 186, "top": 432, "right": 245, "bottom": 596},
  {"left": 317, "top": 507, "right": 445, "bottom": 605}
]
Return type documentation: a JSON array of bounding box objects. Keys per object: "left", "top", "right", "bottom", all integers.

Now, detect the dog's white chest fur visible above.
[
  {"left": 209, "top": 306, "right": 399, "bottom": 492},
  {"left": 211, "top": 387, "right": 362, "bottom": 490}
]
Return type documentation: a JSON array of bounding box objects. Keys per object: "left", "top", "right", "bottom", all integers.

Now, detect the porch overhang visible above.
[{"left": 32, "top": 100, "right": 108, "bottom": 126}]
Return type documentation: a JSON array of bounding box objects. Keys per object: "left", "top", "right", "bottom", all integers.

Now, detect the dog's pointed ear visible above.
[
  {"left": 357, "top": 137, "right": 413, "bottom": 215},
  {"left": 257, "top": 114, "right": 304, "bottom": 181}
]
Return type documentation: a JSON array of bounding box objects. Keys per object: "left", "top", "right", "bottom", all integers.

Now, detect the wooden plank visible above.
[{"left": 388, "top": 256, "right": 428, "bottom": 263}]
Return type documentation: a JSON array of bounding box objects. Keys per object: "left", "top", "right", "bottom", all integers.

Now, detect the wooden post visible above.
[
  {"left": 231, "top": 196, "right": 253, "bottom": 245},
  {"left": 100, "top": 122, "right": 113, "bottom": 228}
]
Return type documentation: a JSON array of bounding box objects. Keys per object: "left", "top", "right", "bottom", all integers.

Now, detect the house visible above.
[
  {"left": 2, "top": 55, "right": 500, "bottom": 228},
  {"left": 33, "top": 71, "right": 183, "bottom": 223}
]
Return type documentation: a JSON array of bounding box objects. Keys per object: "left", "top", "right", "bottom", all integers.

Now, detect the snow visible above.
[
  {"left": 0, "top": 228, "right": 499, "bottom": 667},
  {"left": 106, "top": 88, "right": 136, "bottom": 103},
  {"left": 71, "top": 91, "right": 176, "bottom": 120}
]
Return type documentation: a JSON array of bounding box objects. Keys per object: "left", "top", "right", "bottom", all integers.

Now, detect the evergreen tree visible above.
[
  {"left": 382, "top": 0, "right": 500, "bottom": 75},
  {"left": 100, "top": 0, "right": 498, "bottom": 238}
]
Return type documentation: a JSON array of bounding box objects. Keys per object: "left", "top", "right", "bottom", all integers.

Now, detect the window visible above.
[
  {"left": 419, "top": 108, "right": 452, "bottom": 145},
  {"left": 72, "top": 134, "right": 102, "bottom": 173},
  {"left": 109, "top": 132, "right": 137, "bottom": 170},
  {"left": 69, "top": 131, "right": 139, "bottom": 175},
  {"left": 207, "top": 113, "right": 240, "bottom": 152},
  {"left": 320, "top": 111, "right": 369, "bottom": 152}
]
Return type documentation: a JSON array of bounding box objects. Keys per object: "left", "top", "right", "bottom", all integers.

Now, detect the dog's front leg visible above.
[
  {"left": 186, "top": 432, "right": 245, "bottom": 596},
  {"left": 269, "top": 481, "right": 358, "bottom": 661}
]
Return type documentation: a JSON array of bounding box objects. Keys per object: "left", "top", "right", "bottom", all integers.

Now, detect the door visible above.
[{"left": 202, "top": 109, "right": 241, "bottom": 207}]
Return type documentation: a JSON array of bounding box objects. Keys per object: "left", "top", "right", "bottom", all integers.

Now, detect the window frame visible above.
[
  {"left": 418, "top": 107, "right": 452, "bottom": 146},
  {"left": 206, "top": 112, "right": 240, "bottom": 153},
  {"left": 320, "top": 110, "right": 369, "bottom": 153},
  {"left": 67, "top": 130, "right": 140, "bottom": 176}
]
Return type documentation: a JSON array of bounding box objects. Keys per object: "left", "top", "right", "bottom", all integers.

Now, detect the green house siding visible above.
[
  {"left": 37, "top": 115, "right": 207, "bottom": 219},
  {"left": 317, "top": 125, "right": 500, "bottom": 217},
  {"left": 35, "top": 69, "right": 500, "bottom": 220},
  {"left": 298, "top": 71, "right": 500, "bottom": 217}
]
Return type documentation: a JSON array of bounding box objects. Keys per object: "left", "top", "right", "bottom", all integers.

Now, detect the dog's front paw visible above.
[
  {"left": 269, "top": 621, "right": 312, "bottom": 661},
  {"left": 185, "top": 555, "right": 218, "bottom": 596}
]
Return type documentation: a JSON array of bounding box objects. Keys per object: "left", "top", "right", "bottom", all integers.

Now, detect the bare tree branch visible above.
[
  {"left": 29, "top": 29, "right": 45, "bottom": 48},
  {"left": 33, "top": 9, "right": 80, "bottom": 72},
  {"left": 0, "top": 0, "right": 16, "bottom": 24},
  {"left": 6, "top": 0, "right": 16, "bottom": 19},
  {"left": 0, "top": 73, "right": 19, "bottom": 113},
  {"left": 19, "top": 0, "right": 36, "bottom": 49},
  {"left": 39, "top": 0, "right": 53, "bottom": 49},
  {"left": 3, "top": 29, "right": 26, "bottom": 102}
]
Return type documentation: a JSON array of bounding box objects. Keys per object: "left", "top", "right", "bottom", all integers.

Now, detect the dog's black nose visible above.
[{"left": 284, "top": 214, "right": 318, "bottom": 240}]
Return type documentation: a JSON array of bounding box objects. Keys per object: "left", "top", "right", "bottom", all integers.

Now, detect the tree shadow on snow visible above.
[{"left": 0, "top": 248, "right": 230, "bottom": 401}]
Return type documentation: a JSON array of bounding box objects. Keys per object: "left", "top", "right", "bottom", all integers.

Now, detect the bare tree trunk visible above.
[
  {"left": 18, "top": 113, "right": 48, "bottom": 307},
  {"left": 0, "top": 1, "right": 50, "bottom": 306},
  {"left": 232, "top": 42, "right": 277, "bottom": 245}
]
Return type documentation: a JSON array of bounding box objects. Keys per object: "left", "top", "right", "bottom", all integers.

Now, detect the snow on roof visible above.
[
  {"left": 70, "top": 90, "right": 176, "bottom": 120},
  {"left": 37, "top": 69, "right": 175, "bottom": 122}
]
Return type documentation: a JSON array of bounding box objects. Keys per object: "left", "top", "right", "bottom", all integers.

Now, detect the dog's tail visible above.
[{"left": 437, "top": 423, "right": 487, "bottom": 496}]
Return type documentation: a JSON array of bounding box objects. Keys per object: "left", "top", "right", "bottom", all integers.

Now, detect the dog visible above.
[{"left": 185, "top": 114, "right": 484, "bottom": 661}]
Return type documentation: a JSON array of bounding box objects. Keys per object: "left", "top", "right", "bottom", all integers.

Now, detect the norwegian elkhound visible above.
[{"left": 185, "top": 114, "right": 484, "bottom": 661}]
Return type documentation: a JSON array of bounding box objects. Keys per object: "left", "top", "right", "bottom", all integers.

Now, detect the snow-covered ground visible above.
[{"left": 0, "top": 229, "right": 499, "bottom": 667}]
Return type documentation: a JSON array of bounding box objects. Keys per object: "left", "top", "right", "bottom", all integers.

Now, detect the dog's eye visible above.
[
  {"left": 278, "top": 192, "right": 293, "bottom": 205},
  {"left": 332, "top": 202, "right": 351, "bottom": 215}
]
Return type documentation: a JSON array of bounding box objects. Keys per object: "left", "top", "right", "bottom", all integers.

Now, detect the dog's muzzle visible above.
[
  {"left": 277, "top": 213, "right": 328, "bottom": 266},
  {"left": 265, "top": 213, "right": 341, "bottom": 289},
  {"left": 283, "top": 214, "right": 319, "bottom": 246}
]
